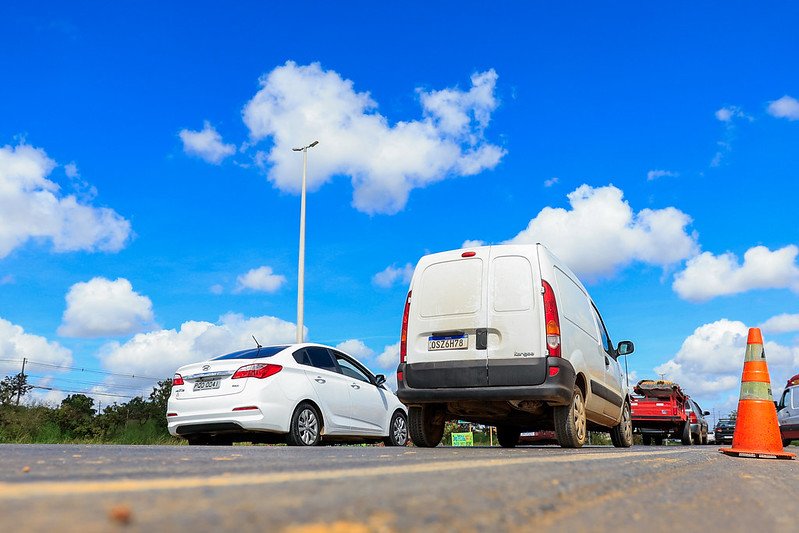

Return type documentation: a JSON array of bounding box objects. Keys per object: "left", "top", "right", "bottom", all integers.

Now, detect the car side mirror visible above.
[
  {"left": 375, "top": 374, "right": 386, "bottom": 386},
  {"left": 616, "top": 340, "right": 634, "bottom": 356},
  {"left": 703, "top": 411, "right": 710, "bottom": 416},
  {"left": 775, "top": 401, "right": 782, "bottom": 411}
]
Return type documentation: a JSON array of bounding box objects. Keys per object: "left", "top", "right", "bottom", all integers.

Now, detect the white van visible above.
[{"left": 396, "top": 243, "right": 635, "bottom": 448}]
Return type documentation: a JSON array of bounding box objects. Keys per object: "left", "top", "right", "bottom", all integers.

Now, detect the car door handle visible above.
[
  {"left": 314, "top": 377, "right": 326, "bottom": 384},
  {"left": 605, "top": 357, "right": 610, "bottom": 366},
  {"left": 350, "top": 383, "right": 360, "bottom": 389}
]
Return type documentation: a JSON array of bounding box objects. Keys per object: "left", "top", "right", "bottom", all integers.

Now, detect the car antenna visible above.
[{"left": 252, "top": 335, "right": 262, "bottom": 356}]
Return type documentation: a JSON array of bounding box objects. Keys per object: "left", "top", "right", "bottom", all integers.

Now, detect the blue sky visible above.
[{"left": 1, "top": 2, "right": 798, "bottom": 416}]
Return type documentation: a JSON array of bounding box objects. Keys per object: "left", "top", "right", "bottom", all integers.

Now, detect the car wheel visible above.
[
  {"left": 408, "top": 405, "right": 445, "bottom": 447},
  {"left": 384, "top": 411, "right": 408, "bottom": 446},
  {"left": 681, "top": 423, "right": 693, "bottom": 445},
  {"left": 701, "top": 432, "right": 708, "bottom": 445},
  {"left": 642, "top": 435, "right": 652, "bottom": 445},
  {"left": 496, "top": 425, "right": 521, "bottom": 448},
  {"left": 186, "top": 434, "right": 210, "bottom": 446},
  {"left": 554, "top": 386, "right": 587, "bottom": 448},
  {"left": 287, "top": 402, "right": 321, "bottom": 446},
  {"left": 610, "top": 400, "right": 633, "bottom": 448},
  {"left": 784, "top": 438, "right": 792, "bottom": 447},
  {"left": 654, "top": 436, "right": 664, "bottom": 446}
]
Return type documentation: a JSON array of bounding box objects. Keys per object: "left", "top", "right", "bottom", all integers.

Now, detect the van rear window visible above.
[{"left": 419, "top": 259, "right": 483, "bottom": 317}]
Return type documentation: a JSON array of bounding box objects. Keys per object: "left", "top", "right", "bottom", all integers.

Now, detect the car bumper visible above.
[{"left": 396, "top": 357, "right": 575, "bottom": 406}]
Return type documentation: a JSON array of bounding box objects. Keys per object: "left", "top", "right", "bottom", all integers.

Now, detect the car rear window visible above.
[{"left": 213, "top": 346, "right": 288, "bottom": 360}]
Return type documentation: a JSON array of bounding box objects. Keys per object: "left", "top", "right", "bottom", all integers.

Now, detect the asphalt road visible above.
[{"left": 1, "top": 443, "right": 797, "bottom": 532}]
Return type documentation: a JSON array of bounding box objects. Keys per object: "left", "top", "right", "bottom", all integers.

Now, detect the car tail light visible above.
[
  {"left": 232, "top": 363, "right": 282, "bottom": 379},
  {"left": 399, "top": 291, "right": 412, "bottom": 363},
  {"left": 689, "top": 412, "right": 698, "bottom": 424},
  {"left": 172, "top": 373, "right": 184, "bottom": 386},
  {"left": 549, "top": 367, "right": 560, "bottom": 377},
  {"left": 167, "top": 412, "right": 178, "bottom": 417},
  {"left": 542, "top": 280, "right": 561, "bottom": 357}
]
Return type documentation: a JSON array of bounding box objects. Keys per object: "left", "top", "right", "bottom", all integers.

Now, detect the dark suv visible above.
[{"left": 715, "top": 419, "right": 735, "bottom": 444}]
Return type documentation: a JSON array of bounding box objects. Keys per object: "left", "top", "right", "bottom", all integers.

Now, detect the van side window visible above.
[
  {"left": 591, "top": 305, "right": 614, "bottom": 356},
  {"left": 553, "top": 268, "right": 597, "bottom": 341}
]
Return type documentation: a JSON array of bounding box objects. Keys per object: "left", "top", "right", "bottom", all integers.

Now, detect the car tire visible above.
[
  {"left": 554, "top": 386, "right": 587, "bottom": 448},
  {"left": 701, "top": 432, "right": 708, "bottom": 445},
  {"left": 408, "top": 405, "right": 445, "bottom": 448},
  {"left": 681, "top": 423, "right": 693, "bottom": 445},
  {"left": 654, "top": 436, "right": 664, "bottom": 446},
  {"left": 384, "top": 411, "right": 409, "bottom": 446},
  {"left": 610, "top": 400, "right": 633, "bottom": 448},
  {"left": 784, "top": 438, "right": 792, "bottom": 447},
  {"left": 642, "top": 435, "right": 652, "bottom": 446},
  {"left": 186, "top": 434, "right": 210, "bottom": 446},
  {"left": 496, "top": 425, "right": 521, "bottom": 448},
  {"left": 287, "top": 402, "right": 321, "bottom": 446}
]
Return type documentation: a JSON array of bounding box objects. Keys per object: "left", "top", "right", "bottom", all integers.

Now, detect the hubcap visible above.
[
  {"left": 393, "top": 416, "right": 407, "bottom": 444},
  {"left": 573, "top": 392, "right": 586, "bottom": 443},
  {"left": 298, "top": 408, "right": 318, "bottom": 445},
  {"left": 623, "top": 403, "right": 632, "bottom": 442}
]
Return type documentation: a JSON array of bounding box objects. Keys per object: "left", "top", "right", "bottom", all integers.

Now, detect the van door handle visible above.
[
  {"left": 315, "top": 377, "right": 326, "bottom": 384},
  {"left": 476, "top": 328, "right": 488, "bottom": 350}
]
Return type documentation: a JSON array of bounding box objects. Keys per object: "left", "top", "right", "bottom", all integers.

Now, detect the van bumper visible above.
[{"left": 396, "top": 357, "right": 575, "bottom": 406}]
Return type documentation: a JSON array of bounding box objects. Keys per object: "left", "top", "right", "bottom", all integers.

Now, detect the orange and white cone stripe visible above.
[{"left": 720, "top": 328, "right": 795, "bottom": 460}]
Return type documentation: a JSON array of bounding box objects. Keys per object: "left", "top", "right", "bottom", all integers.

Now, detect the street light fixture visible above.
[{"left": 292, "top": 140, "right": 319, "bottom": 343}]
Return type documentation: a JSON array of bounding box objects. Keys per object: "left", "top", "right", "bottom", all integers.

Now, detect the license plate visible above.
[
  {"left": 193, "top": 379, "right": 221, "bottom": 391},
  {"left": 428, "top": 335, "right": 468, "bottom": 351}
]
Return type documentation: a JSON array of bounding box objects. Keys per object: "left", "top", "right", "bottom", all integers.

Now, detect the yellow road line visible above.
[{"left": 0, "top": 449, "right": 687, "bottom": 500}]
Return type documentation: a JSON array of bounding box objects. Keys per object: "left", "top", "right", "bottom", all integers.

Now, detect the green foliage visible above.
[
  {"left": 0, "top": 377, "right": 180, "bottom": 444},
  {"left": 0, "top": 373, "right": 33, "bottom": 406}
]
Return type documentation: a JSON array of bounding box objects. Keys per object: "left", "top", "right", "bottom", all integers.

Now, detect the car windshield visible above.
[
  {"left": 213, "top": 346, "right": 289, "bottom": 360},
  {"left": 717, "top": 421, "right": 735, "bottom": 428}
]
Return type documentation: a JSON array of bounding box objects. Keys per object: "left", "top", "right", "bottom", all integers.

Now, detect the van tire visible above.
[
  {"left": 554, "top": 386, "right": 587, "bottom": 448},
  {"left": 496, "top": 425, "right": 521, "bottom": 448},
  {"left": 408, "top": 405, "right": 445, "bottom": 448},
  {"left": 609, "top": 400, "right": 633, "bottom": 448}
]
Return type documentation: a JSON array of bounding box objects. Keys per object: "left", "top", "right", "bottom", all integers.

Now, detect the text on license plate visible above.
[
  {"left": 193, "top": 380, "right": 221, "bottom": 391},
  {"left": 428, "top": 335, "right": 468, "bottom": 351}
]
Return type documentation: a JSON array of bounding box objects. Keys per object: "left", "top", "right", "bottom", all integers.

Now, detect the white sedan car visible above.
[{"left": 166, "top": 343, "right": 408, "bottom": 446}]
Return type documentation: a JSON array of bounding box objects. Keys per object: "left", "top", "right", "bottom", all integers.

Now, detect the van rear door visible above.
[
  {"left": 406, "top": 248, "right": 489, "bottom": 388},
  {"left": 486, "top": 247, "right": 545, "bottom": 386}
]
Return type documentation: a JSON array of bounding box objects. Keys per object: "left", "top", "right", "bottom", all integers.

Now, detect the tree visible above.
[
  {"left": 0, "top": 373, "right": 33, "bottom": 406},
  {"left": 57, "top": 394, "right": 96, "bottom": 438}
]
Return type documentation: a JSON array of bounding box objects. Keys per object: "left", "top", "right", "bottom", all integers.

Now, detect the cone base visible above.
[{"left": 719, "top": 446, "right": 795, "bottom": 460}]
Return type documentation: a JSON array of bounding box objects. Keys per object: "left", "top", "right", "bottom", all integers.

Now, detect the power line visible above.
[
  {"left": 0, "top": 358, "right": 162, "bottom": 381},
  {"left": 26, "top": 373, "right": 149, "bottom": 392},
  {"left": 30, "top": 385, "right": 139, "bottom": 400}
]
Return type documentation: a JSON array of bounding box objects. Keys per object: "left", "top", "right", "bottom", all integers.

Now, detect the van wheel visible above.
[
  {"left": 408, "top": 405, "right": 445, "bottom": 447},
  {"left": 642, "top": 435, "right": 652, "bottom": 446},
  {"left": 681, "top": 423, "right": 693, "bottom": 445},
  {"left": 554, "top": 387, "right": 587, "bottom": 448},
  {"left": 610, "top": 400, "right": 633, "bottom": 448},
  {"left": 496, "top": 425, "right": 521, "bottom": 448}
]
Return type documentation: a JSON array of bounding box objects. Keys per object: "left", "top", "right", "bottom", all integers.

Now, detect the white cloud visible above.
[
  {"left": 58, "top": 277, "right": 155, "bottom": 338},
  {"left": 99, "top": 313, "right": 301, "bottom": 378},
  {"left": 210, "top": 284, "right": 224, "bottom": 295},
  {"left": 179, "top": 121, "right": 236, "bottom": 164},
  {"left": 242, "top": 62, "right": 505, "bottom": 214},
  {"left": 767, "top": 95, "right": 799, "bottom": 121},
  {"left": 0, "top": 317, "right": 72, "bottom": 375},
  {"left": 0, "top": 143, "right": 131, "bottom": 259},
  {"left": 501, "top": 184, "right": 698, "bottom": 279},
  {"left": 760, "top": 313, "right": 799, "bottom": 334},
  {"left": 461, "top": 239, "right": 486, "bottom": 248},
  {"left": 673, "top": 245, "right": 799, "bottom": 301},
  {"left": 235, "top": 266, "right": 287, "bottom": 293},
  {"left": 654, "top": 319, "right": 799, "bottom": 401},
  {"left": 543, "top": 177, "right": 559, "bottom": 187},
  {"left": 64, "top": 162, "right": 79, "bottom": 178},
  {"left": 335, "top": 339, "right": 375, "bottom": 360},
  {"left": 373, "top": 263, "right": 414, "bottom": 288},
  {"left": 646, "top": 169, "right": 677, "bottom": 181},
  {"left": 376, "top": 342, "right": 400, "bottom": 369},
  {"left": 715, "top": 106, "right": 751, "bottom": 123}
]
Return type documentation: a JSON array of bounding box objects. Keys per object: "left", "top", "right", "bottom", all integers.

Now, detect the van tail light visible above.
[
  {"left": 232, "top": 363, "right": 283, "bottom": 379},
  {"left": 172, "top": 373, "right": 184, "bottom": 386},
  {"left": 400, "top": 291, "right": 412, "bottom": 363},
  {"left": 542, "top": 280, "right": 561, "bottom": 357}
]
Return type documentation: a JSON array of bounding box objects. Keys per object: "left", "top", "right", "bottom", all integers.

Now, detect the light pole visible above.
[{"left": 292, "top": 140, "right": 319, "bottom": 343}]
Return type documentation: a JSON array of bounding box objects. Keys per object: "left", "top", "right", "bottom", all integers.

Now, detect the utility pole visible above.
[
  {"left": 16, "top": 357, "right": 27, "bottom": 406},
  {"left": 291, "top": 140, "right": 319, "bottom": 343}
]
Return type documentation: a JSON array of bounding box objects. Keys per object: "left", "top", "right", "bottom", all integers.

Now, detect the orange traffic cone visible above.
[{"left": 720, "top": 328, "right": 795, "bottom": 459}]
